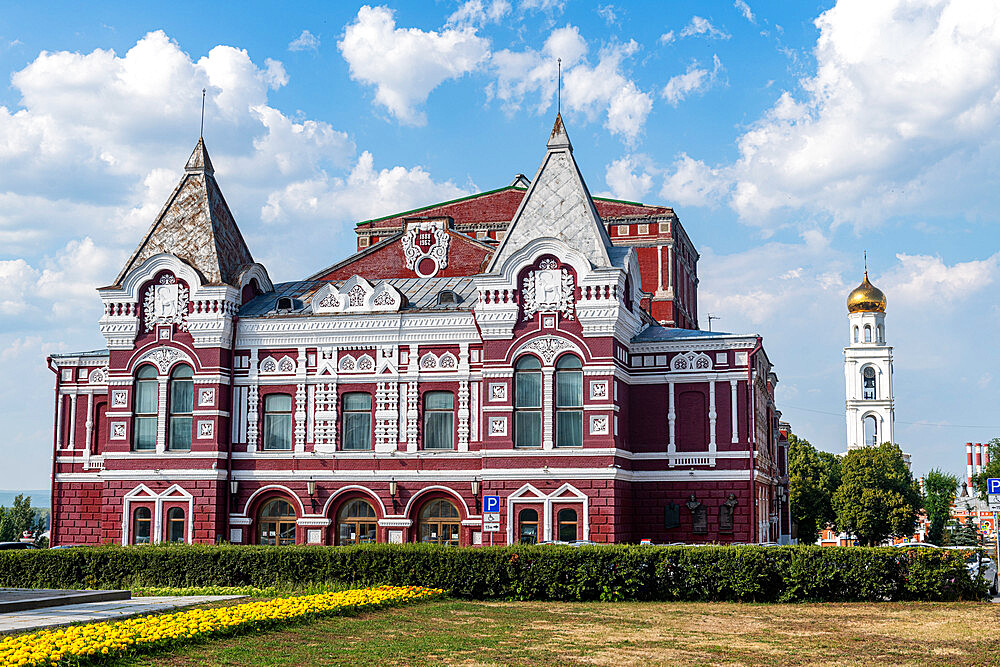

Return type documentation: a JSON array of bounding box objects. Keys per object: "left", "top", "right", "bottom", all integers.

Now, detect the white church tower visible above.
[{"left": 844, "top": 255, "right": 894, "bottom": 450}]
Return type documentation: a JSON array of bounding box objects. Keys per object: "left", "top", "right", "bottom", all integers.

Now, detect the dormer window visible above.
[
  {"left": 437, "top": 290, "right": 460, "bottom": 305},
  {"left": 275, "top": 297, "right": 300, "bottom": 312}
]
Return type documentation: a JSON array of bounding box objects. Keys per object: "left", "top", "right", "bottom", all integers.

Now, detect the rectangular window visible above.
[
  {"left": 514, "top": 357, "right": 543, "bottom": 448},
  {"left": 342, "top": 392, "right": 372, "bottom": 450},
  {"left": 134, "top": 417, "right": 157, "bottom": 450},
  {"left": 263, "top": 393, "right": 293, "bottom": 450},
  {"left": 423, "top": 391, "right": 455, "bottom": 450}
]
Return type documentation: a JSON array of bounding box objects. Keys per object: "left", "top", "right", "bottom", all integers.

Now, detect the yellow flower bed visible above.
[{"left": 0, "top": 585, "right": 443, "bottom": 666}]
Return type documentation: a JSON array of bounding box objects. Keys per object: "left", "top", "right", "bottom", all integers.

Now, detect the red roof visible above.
[{"left": 356, "top": 186, "right": 675, "bottom": 230}]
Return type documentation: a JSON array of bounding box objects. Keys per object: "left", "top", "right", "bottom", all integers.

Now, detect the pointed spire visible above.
[
  {"left": 547, "top": 113, "right": 572, "bottom": 150},
  {"left": 488, "top": 115, "right": 612, "bottom": 272},
  {"left": 116, "top": 137, "right": 252, "bottom": 286},
  {"left": 185, "top": 137, "right": 214, "bottom": 175},
  {"left": 864, "top": 250, "right": 868, "bottom": 281}
]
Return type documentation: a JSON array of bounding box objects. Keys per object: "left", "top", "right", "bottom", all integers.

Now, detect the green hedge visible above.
[{"left": 0, "top": 544, "right": 985, "bottom": 602}]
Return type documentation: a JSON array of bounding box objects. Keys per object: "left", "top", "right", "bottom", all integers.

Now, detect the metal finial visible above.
[
  {"left": 557, "top": 58, "right": 562, "bottom": 114},
  {"left": 200, "top": 88, "right": 206, "bottom": 139},
  {"left": 864, "top": 250, "right": 868, "bottom": 280}
]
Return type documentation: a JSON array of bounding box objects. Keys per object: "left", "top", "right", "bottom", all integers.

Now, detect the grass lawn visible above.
[{"left": 123, "top": 598, "right": 1000, "bottom": 666}]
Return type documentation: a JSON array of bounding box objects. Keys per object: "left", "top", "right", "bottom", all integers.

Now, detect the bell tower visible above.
[{"left": 844, "top": 255, "right": 894, "bottom": 450}]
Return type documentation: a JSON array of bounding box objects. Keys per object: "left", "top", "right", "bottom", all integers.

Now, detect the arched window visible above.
[
  {"left": 557, "top": 508, "right": 578, "bottom": 542},
  {"left": 336, "top": 499, "right": 377, "bottom": 545},
  {"left": 342, "top": 392, "right": 372, "bottom": 450},
  {"left": 877, "top": 324, "right": 884, "bottom": 343},
  {"left": 263, "top": 394, "right": 293, "bottom": 450},
  {"left": 863, "top": 415, "right": 879, "bottom": 448},
  {"left": 168, "top": 365, "right": 193, "bottom": 450},
  {"left": 555, "top": 355, "right": 583, "bottom": 447},
  {"left": 514, "top": 356, "right": 542, "bottom": 447},
  {"left": 863, "top": 367, "right": 876, "bottom": 400},
  {"left": 133, "top": 365, "right": 158, "bottom": 451},
  {"left": 864, "top": 325, "right": 872, "bottom": 343},
  {"left": 418, "top": 499, "right": 460, "bottom": 546},
  {"left": 259, "top": 498, "right": 297, "bottom": 545},
  {"left": 423, "top": 391, "right": 454, "bottom": 450},
  {"left": 518, "top": 508, "right": 539, "bottom": 544},
  {"left": 853, "top": 326, "right": 859, "bottom": 343},
  {"left": 133, "top": 507, "right": 152, "bottom": 544},
  {"left": 166, "top": 507, "right": 185, "bottom": 543}
]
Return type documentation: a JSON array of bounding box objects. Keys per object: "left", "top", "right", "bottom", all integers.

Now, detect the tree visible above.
[
  {"left": 970, "top": 438, "right": 1000, "bottom": 502},
  {"left": 832, "top": 442, "right": 921, "bottom": 546},
  {"left": 788, "top": 433, "right": 840, "bottom": 544},
  {"left": 923, "top": 469, "right": 958, "bottom": 546},
  {"left": 950, "top": 514, "right": 981, "bottom": 547},
  {"left": 0, "top": 495, "right": 46, "bottom": 542}
]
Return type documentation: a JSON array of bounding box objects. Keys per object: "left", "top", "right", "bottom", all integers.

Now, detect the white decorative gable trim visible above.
[
  {"left": 260, "top": 355, "right": 296, "bottom": 374},
  {"left": 132, "top": 345, "right": 195, "bottom": 374},
  {"left": 402, "top": 220, "right": 450, "bottom": 278},
  {"left": 419, "top": 351, "right": 459, "bottom": 371},
  {"left": 88, "top": 366, "right": 109, "bottom": 384},
  {"left": 142, "top": 273, "right": 189, "bottom": 332},
  {"left": 670, "top": 351, "right": 713, "bottom": 372},
  {"left": 512, "top": 335, "right": 581, "bottom": 365},
  {"left": 339, "top": 353, "right": 375, "bottom": 373},
  {"left": 311, "top": 276, "right": 403, "bottom": 314}
]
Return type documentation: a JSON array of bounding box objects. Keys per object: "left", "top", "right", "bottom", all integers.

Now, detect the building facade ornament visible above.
[
  {"left": 518, "top": 335, "right": 577, "bottom": 365},
  {"left": 402, "top": 220, "right": 450, "bottom": 278},
  {"left": 522, "top": 264, "right": 575, "bottom": 321},
  {"left": 142, "top": 274, "right": 189, "bottom": 332}
]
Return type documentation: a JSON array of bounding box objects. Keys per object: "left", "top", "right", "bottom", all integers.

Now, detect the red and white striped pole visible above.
[
  {"left": 967, "top": 442, "right": 975, "bottom": 488},
  {"left": 976, "top": 443, "right": 984, "bottom": 476}
]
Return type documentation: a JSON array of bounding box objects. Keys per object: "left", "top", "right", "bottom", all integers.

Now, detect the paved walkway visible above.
[{"left": 0, "top": 595, "right": 245, "bottom": 635}]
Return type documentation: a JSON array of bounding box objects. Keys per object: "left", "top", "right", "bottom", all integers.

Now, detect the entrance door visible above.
[
  {"left": 418, "top": 499, "right": 461, "bottom": 546},
  {"left": 259, "top": 498, "right": 297, "bottom": 545}
]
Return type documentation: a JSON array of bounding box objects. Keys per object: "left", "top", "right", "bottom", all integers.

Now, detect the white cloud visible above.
[
  {"left": 603, "top": 154, "right": 655, "bottom": 201},
  {"left": 447, "top": 0, "right": 511, "bottom": 27},
  {"left": 680, "top": 16, "right": 731, "bottom": 40},
  {"left": 261, "top": 151, "right": 469, "bottom": 227},
  {"left": 667, "top": 0, "right": 1000, "bottom": 228},
  {"left": 662, "top": 54, "right": 723, "bottom": 106},
  {"left": 520, "top": 0, "right": 565, "bottom": 12},
  {"left": 658, "top": 31, "right": 675, "bottom": 45},
  {"left": 0, "top": 259, "right": 39, "bottom": 316},
  {"left": 338, "top": 5, "right": 490, "bottom": 125},
  {"left": 288, "top": 30, "right": 320, "bottom": 52},
  {"left": 490, "top": 27, "right": 653, "bottom": 140},
  {"left": 597, "top": 4, "right": 618, "bottom": 25},
  {"left": 660, "top": 153, "right": 729, "bottom": 208},
  {"left": 881, "top": 252, "right": 1000, "bottom": 306},
  {"left": 734, "top": 0, "right": 755, "bottom": 23}
]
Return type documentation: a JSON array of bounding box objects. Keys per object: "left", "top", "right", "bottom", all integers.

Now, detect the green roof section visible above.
[{"left": 354, "top": 186, "right": 668, "bottom": 227}]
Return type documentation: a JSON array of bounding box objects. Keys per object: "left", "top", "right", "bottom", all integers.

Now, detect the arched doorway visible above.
[
  {"left": 259, "top": 498, "right": 297, "bottom": 545},
  {"left": 418, "top": 498, "right": 461, "bottom": 546},
  {"left": 336, "top": 498, "right": 378, "bottom": 545}
]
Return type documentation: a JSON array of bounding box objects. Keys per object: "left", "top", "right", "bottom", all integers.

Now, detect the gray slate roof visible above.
[{"left": 240, "top": 277, "right": 478, "bottom": 317}]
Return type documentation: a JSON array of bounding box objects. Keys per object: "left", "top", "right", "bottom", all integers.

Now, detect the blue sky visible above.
[{"left": 1, "top": 0, "right": 999, "bottom": 489}]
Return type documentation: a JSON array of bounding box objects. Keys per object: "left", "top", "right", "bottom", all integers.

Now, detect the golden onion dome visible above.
[{"left": 847, "top": 261, "right": 886, "bottom": 313}]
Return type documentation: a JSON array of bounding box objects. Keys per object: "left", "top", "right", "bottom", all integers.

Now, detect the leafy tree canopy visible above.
[
  {"left": 0, "top": 494, "right": 45, "bottom": 543},
  {"left": 970, "top": 438, "right": 1000, "bottom": 502},
  {"left": 788, "top": 433, "right": 840, "bottom": 544},
  {"left": 923, "top": 468, "right": 957, "bottom": 546},
  {"left": 832, "top": 442, "right": 921, "bottom": 546}
]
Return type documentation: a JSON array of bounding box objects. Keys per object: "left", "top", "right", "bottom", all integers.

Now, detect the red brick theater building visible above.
[{"left": 47, "top": 117, "right": 789, "bottom": 547}]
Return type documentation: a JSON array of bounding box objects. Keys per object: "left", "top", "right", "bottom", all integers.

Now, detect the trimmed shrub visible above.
[{"left": 0, "top": 544, "right": 985, "bottom": 602}]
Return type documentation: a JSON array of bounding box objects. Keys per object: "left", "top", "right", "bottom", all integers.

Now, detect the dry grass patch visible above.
[{"left": 129, "top": 599, "right": 1000, "bottom": 666}]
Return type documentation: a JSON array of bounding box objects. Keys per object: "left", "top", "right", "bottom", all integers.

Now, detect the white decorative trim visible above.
[
  {"left": 198, "top": 388, "right": 215, "bottom": 407},
  {"left": 522, "top": 264, "right": 575, "bottom": 321},
  {"left": 512, "top": 335, "right": 580, "bottom": 366},
  {"left": 670, "top": 351, "right": 713, "bottom": 372},
  {"left": 506, "top": 482, "right": 589, "bottom": 544},
  {"left": 589, "top": 380, "right": 608, "bottom": 400},
  {"left": 197, "top": 420, "right": 214, "bottom": 439},
  {"left": 111, "top": 390, "right": 129, "bottom": 408},
  {"left": 589, "top": 414, "right": 609, "bottom": 435},
  {"left": 489, "top": 382, "right": 507, "bottom": 402},
  {"left": 402, "top": 220, "right": 450, "bottom": 278},
  {"left": 488, "top": 416, "right": 507, "bottom": 436},
  {"left": 110, "top": 421, "right": 127, "bottom": 440},
  {"left": 133, "top": 345, "right": 196, "bottom": 375},
  {"left": 142, "top": 274, "right": 189, "bottom": 333},
  {"left": 240, "top": 484, "right": 306, "bottom": 517},
  {"left": 401, "top": 485, "right": 471, "bottom": 519},
  {"left": 88, "top": 366, "right": 109, "bottom": 384},
  {"left": 121, "top": 483, "right": 194, "bottom": 546},
  {"left": 311, "top": 276, "right": 403, "bottom": 314}
]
